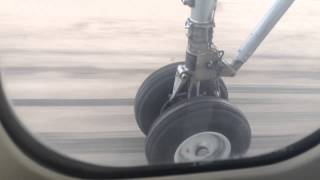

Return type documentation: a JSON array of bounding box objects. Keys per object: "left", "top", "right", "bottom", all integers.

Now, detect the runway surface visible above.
[{"left": 1, "top": 0, "right": 320, "bottom": 166}]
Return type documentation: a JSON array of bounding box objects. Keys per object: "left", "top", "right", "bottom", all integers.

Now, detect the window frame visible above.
[{"left": 0, "top": 80, "right": 319, "bottom": 179}]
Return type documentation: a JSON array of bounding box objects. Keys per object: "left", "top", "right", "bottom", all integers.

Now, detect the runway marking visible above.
[
  {"left": 3, "top": 67, "right": 320, "bottom": 78},
  {"left": 10, "top": 87, "right": 320, "bottom": 107},
  {"left": 36, "top": 132, "right": 301, "bottom": 154},
  {"left": 0, "top": 48, "right": 319, "bottom": 60}
]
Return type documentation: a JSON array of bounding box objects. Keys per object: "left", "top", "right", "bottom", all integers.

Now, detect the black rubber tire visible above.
[
  {"left": 134, "top": 62, "right": 228, "bottom": 135},
  {"left": 145, "top": 96, "right": 251, "bottom": 165}
]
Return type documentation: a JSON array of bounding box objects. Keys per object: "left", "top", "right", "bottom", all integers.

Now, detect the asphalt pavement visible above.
[{"left": 1, "top": 0, "right": 320, "bottom": 166}]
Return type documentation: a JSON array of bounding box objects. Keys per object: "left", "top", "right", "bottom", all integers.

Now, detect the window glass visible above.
[{"left": 1, "top": 0, "right": 320, "bottom": 167}]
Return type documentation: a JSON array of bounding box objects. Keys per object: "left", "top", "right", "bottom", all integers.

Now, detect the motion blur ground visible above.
[{"left": 1, "top": 0, "right": 320, "bottom": 166}]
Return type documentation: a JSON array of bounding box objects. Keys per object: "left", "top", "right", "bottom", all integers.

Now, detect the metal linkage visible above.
[
  {"left": 183, "top": 0, "right": 221, "bottom": 82},
  {"left": 170, "top": 0, "right": 220, "bottom": 101},
  {"left": 171, "top": 0, "right": 295, "bottom": 101},
  {"left": 222, "top": 0, "right": 295, "bottom": 76},
  {"left": 169, "top": 65, "right": 190, "bottom": 101},
  {"left": 184, "top": 0, "right": 217, "bottom": 56}
]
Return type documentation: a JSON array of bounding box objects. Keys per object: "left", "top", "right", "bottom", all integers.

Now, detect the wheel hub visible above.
[{"left": 174, "top": 132, "right": 231, "bottom": 163}]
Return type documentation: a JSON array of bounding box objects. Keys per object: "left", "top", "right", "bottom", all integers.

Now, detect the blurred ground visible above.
[{"left": 1, "top": 0, "right": 320, "bottom": 166}]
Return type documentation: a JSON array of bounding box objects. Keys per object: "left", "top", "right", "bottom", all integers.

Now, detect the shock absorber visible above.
[
  {"left": 183, "top": 0, "right": 221, "bottom": 82},
  {"left": 170, "top": 0, "right": 222, "bottom": 100}
]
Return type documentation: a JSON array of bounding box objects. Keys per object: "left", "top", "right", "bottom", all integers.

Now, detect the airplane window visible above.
[{"left": 1, "top": 0, "right": 320, "bottom": 171}]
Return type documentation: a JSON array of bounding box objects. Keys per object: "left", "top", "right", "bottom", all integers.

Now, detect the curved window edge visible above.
[{"left": 0, "top": 79, "right": 319, "bottom": 179}]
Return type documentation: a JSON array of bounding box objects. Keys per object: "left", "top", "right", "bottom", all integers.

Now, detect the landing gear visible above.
[
  {"left": 134, "top": 62, "right": 251, "bottom": 164},
  {"left": 134, "top": 0, "right": 254, "bottom": 164}
]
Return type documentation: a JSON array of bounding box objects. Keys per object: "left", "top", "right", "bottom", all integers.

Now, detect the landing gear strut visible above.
[{"left": 134, "top": 0, "right": 295, "bottom": 164}]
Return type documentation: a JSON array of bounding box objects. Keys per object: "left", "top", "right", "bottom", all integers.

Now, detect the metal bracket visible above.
[
  {"left": 169, "top": 65, "right": 190, "bottom": 102},
  {"left": 218, "top": 58, "right": 238, "bottom": 77}
]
